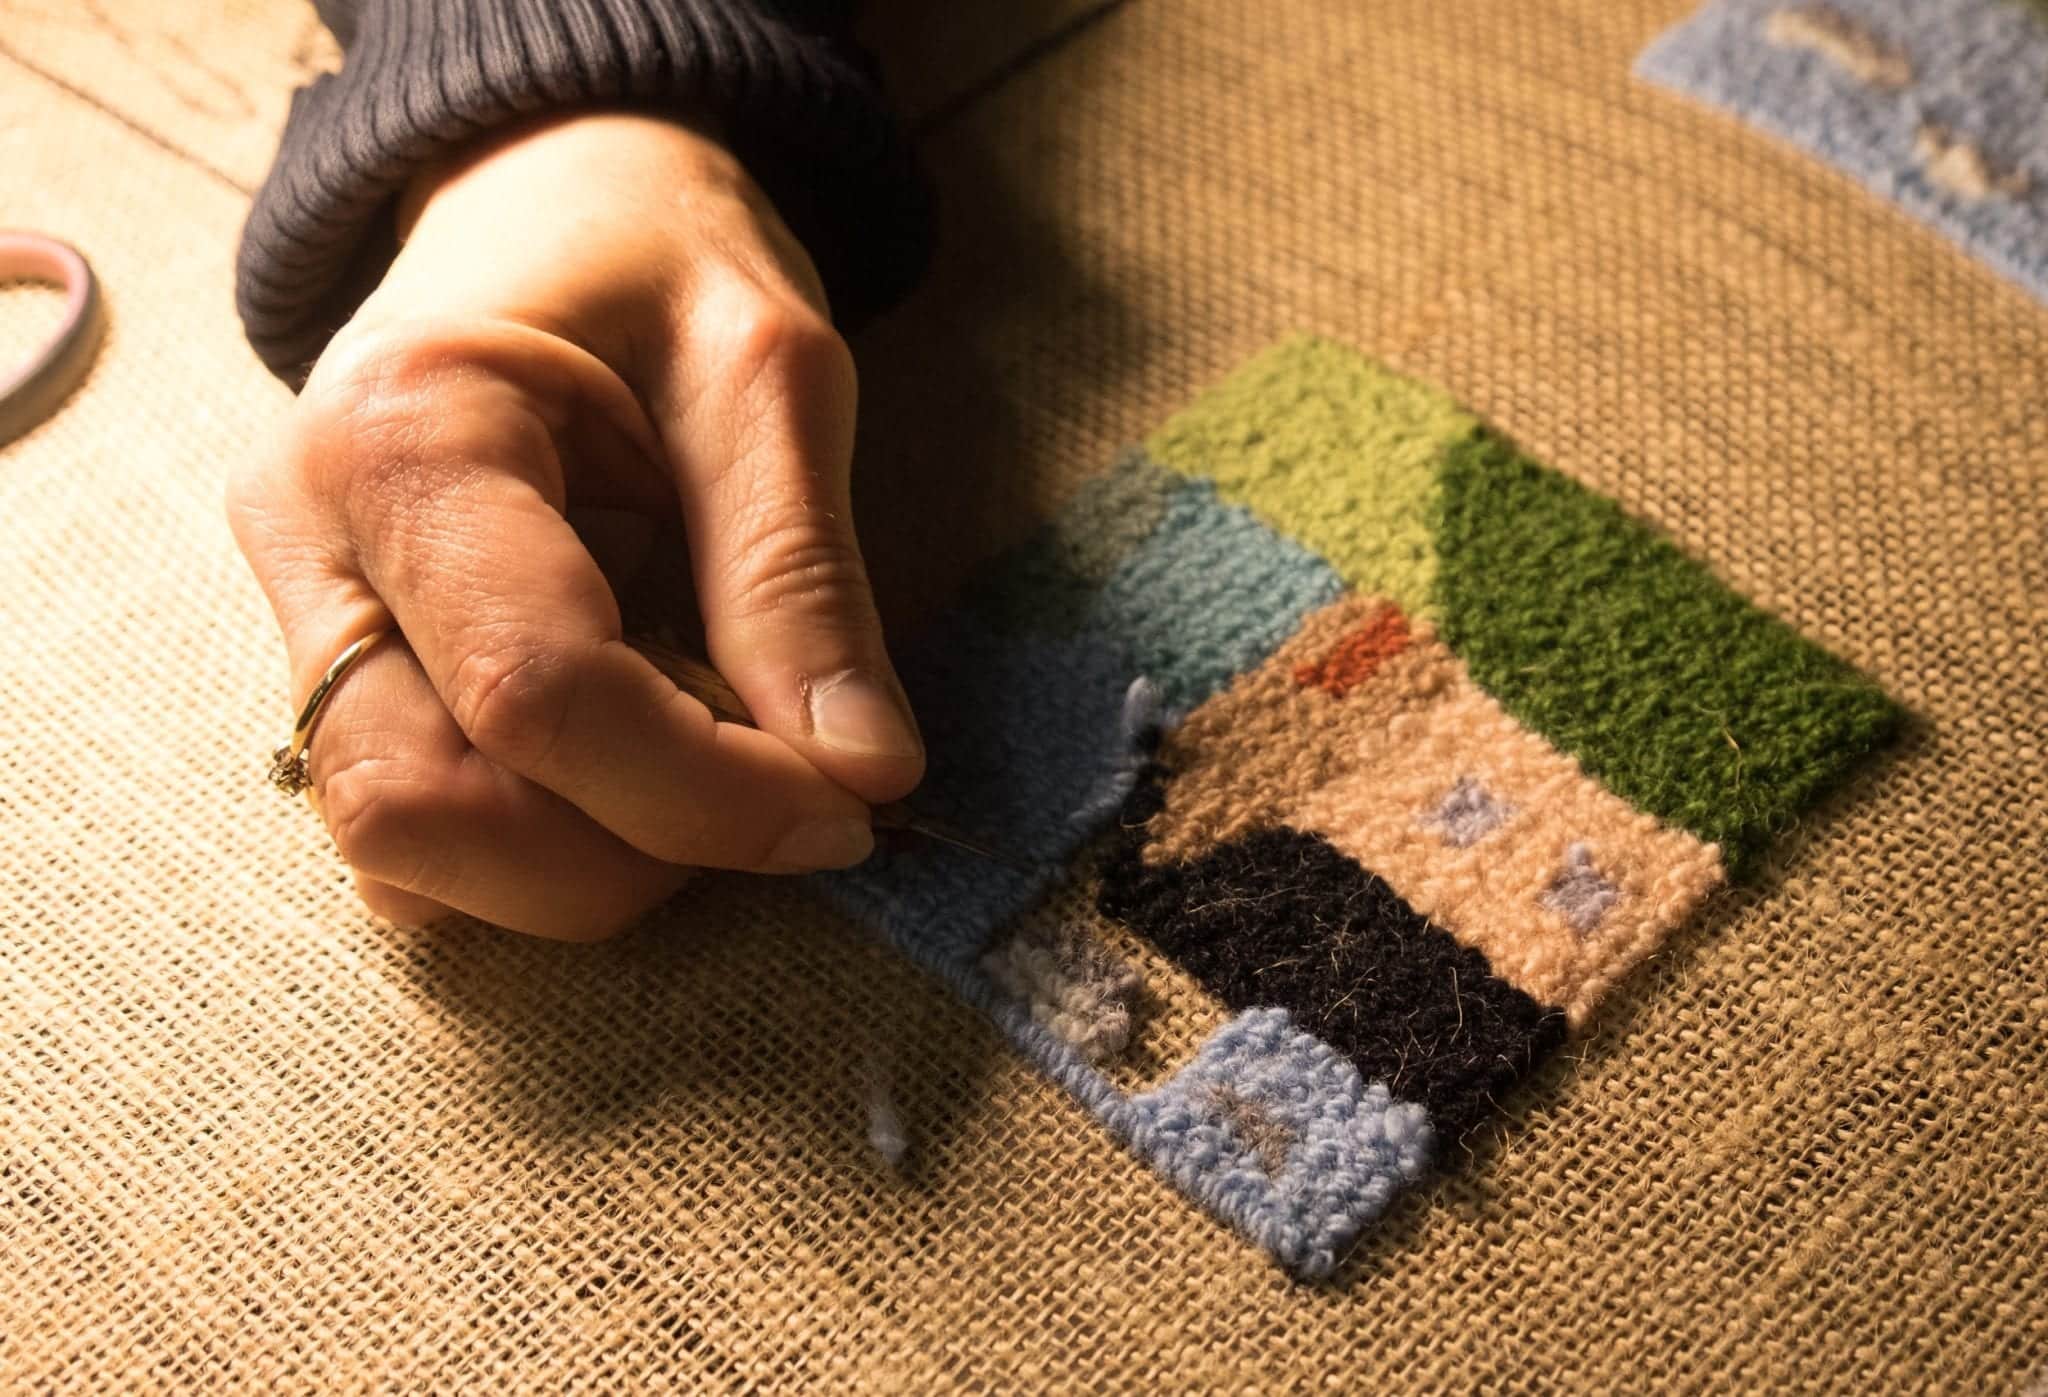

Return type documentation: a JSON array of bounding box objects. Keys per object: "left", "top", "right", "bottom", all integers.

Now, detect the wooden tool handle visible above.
[{"left": 625, "top": 635, "right": 754, "bottom": 726}]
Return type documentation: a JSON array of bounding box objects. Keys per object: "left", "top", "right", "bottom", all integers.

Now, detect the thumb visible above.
[{"left": 663, "top": 291, "right": 925, "bottom": 804}]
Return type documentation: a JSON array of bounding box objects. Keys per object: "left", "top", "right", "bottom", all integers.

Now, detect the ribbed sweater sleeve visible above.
[{"left": 235, "top": 0, "right": 934, "bottom": 385}]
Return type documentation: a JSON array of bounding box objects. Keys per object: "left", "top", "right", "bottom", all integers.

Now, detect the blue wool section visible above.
[
  {"left": 1637, "top": 0, "right": 2048, "bottom": 305},
  {"left": 935, "top": 963, "right": 1436, "bottom": 1281},
  {"left": 812, "top": 464, "right": 1365, "bottom": 1274},
  {"left": 1113, "top": 1008, "right": 1436, "bottom": 1280},
  {"left": 1092, "top": 479, "right": 1345, "bottom": 713},
  {"left": 811, "top": 621, "right": 1134, "bottom": 967},
  {"left": 814, "top": 478, "right": 1340, "bottom": 970}
]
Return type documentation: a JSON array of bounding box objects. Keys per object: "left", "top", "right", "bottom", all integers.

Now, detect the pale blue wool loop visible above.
[
  {"left": 1067, "top": 676, "right": 1171, "bottom": 831},
  {"left": 1637, "top": 0, "right": 2048, "bottom": 305},
  {"left": 1094, "top": 479, "right": 1345, "bottom": 713},
  {"left": 1114, "top": 1009, "right": 1437, "bottom": 1280},
  {"left": 951, "top": 969, "right": 1437, "bottom": 1280}
]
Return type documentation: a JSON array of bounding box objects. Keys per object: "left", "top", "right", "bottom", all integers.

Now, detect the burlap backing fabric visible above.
[{"left": 3, "top": 0, "right": 2044, "bottom": 1389}]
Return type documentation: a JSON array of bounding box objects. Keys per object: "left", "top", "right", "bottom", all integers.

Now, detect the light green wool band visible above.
[{"left": 1144, "top": 336, "right": 1471, "bottom": 621}]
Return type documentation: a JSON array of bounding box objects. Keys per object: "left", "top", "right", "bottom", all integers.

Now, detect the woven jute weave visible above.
[{"left": 2, "top": 0, "right": 2044, "bottom": 1390}]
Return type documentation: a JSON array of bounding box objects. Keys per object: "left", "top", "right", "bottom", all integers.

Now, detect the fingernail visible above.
[
  {"left": 808, "top": 669, "right": 922, "bottom": 760},
  {"left": 767, "top": 817, "right": 876, "bottom": 872}
]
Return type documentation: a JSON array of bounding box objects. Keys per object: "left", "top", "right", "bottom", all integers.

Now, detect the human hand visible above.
[{"left": 228, "top": 111, "right": 924, "bottom": 939}]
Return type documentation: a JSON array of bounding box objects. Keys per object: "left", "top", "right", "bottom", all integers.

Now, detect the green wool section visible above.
[
  {"left": 1433, "top": 431, "right": 1904, "bottom": 879},
  {"left": 1144, "top": 336, "right": 1473, "bottom": 620}
]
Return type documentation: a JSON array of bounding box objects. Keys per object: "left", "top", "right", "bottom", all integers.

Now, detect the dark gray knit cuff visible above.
[{"left": 235, "top": 0, "right": 933, "bottom": 385}]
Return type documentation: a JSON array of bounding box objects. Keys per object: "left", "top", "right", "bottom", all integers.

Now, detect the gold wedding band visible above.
[{"left": 267, "top": 628, "right": 392, "bottom": 797}]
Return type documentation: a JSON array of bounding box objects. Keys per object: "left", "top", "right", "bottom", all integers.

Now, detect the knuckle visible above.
[
  {"left": 308, "top": 317, "right": 477, "bottom": 412},
  {"left": 226, "top": 413, "right": 327, "bottom": 563},
  {"left": 297, "top": 335, "right": 453, "bottom": 524},
  {"left": 221, "top": 459, "right": 270, "bottom": 530},
  {"left": 322, "top": 756, "right": 444, "bottom": 885},
  {"left": 446, "top": 641, "right": 576, "bottom": 770},
  {"left": 222, "top": 461, "right": 289, "bottom": 561},
  {"left": 293, "top": 322, "right": 538, "bottom": 543},
  {"left": 719, "top": 498, "right": 874, "bottom": 622},
  {"left": 702, "top": 287, "right": 853, "bottom": 403}
]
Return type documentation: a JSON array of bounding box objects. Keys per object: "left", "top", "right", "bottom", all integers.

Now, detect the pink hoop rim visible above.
[{"left": 0, "top": 230, "right": 104, "bottom": 446}]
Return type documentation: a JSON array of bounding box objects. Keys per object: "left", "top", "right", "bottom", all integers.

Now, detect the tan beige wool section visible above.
[
  {"left": 1143, "top": 593, "right": 1726, "bottom": 1028},
  {"left": 3, "top": 0, "right": 2045, "bottom": 1390},
  {"left": 1295, "top": 664, "right": 1726, "bottom": 1030},
  {"left": 1142, "top": 593, "right": 1449, "bottom": 863}
]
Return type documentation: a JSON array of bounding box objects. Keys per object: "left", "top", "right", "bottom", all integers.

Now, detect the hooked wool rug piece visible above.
[
  {"left": 1637, "top": 0, "right": 2048, "bottom": 307},
  {"left": 817, "top": 336, "right": 1902, "bottom": 1279}
]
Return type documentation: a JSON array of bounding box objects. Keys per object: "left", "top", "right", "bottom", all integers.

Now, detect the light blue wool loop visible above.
[
  {"left": 1066, "top": 676, "right": 1172, "bottom": 831},
  {"left": 1114, "top": 1008, "right": 1436, "bottom": 1280},
  {"left": 958, "top": 971, "right": 1436, "bottom": 1279},
  {"left": 1637, "top": 0, "right": 2048, "bottom": 306},
  {"left": 1120, "top": 674, "right": 1167, "bottom": 741}
]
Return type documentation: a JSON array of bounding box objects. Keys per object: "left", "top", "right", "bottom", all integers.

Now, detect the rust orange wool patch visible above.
[
  {"left": 814, "top": 336, "right": 1901, "bottom": 1281},
  {"left": 1291, "top": 603, "right": 1411, "bottom": 697}
]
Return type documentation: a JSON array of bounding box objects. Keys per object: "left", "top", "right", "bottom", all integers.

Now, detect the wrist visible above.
[{"left": 395, "top": 108, "right": 737, "bottom": 245}]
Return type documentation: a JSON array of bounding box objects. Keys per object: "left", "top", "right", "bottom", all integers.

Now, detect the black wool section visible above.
[{"left": 1098, "top": 765, "right": 1569, "bottom": 1148}]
